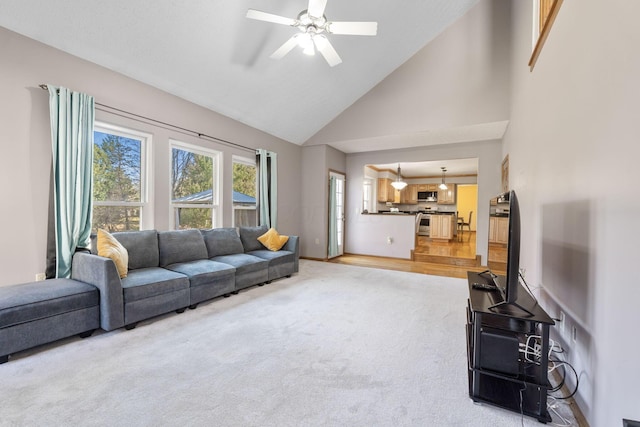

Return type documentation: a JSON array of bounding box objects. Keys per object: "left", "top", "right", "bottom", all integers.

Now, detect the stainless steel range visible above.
[{"left": 418, "top": 214, "right": 430, "bottom": 235}]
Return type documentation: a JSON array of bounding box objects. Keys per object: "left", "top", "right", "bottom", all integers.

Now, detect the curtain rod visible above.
[{"left": 39, "top": 84, "right": 256, "bottom": 154}]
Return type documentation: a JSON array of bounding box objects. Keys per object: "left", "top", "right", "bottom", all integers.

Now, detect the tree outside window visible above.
[
  {"left": 171, "top": 143, "right": 219, "bottom": 229},
  {"left": 92, "top": 126, "right": 148, "bottom": 233},
  {"left": 233, "top": 157, "right": 257, "bottom": 227}
]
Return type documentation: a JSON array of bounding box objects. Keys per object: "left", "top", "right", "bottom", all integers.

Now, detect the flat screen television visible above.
[{"left": 484, "top": 190, "right": 532, "bottom": 316}]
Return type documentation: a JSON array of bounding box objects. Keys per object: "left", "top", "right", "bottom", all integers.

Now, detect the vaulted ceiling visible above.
[{"left": 0, "top": 0, "right": 483, "bottom": 147}]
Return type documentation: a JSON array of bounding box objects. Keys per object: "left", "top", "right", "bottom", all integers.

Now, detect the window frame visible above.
[
  {"left": 232, "top": 155, "right": 258, "bottom": 228},
  {"left": 529, "top": 0, "right": 564, "bottom": 70},
  {"left": 169, "top": 139, "right": 221, "bottom": 230},
  {"left": 92, "top": 121, "right": 153, "bottom": 231}
]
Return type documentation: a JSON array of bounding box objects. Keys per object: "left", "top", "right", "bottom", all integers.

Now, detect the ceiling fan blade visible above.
[
  {"left": 313, "top": 35, "right": 342, "bottom": 67},
  {"left": 270, "top": 35, "right": 300, "bottom": 60},
  {"left": 307, "top": 0, "right": 328, "bottom": 18},
  {"left": 327, "top": 21, "right": 378, "bottom": 36},
  {"left": 246, "top": 9, "right": 297, "bottom": 26}
]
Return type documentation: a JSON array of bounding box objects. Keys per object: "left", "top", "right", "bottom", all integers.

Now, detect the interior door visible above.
[{"left": 328, "top": 171, "right": 346, "bottom": 258}]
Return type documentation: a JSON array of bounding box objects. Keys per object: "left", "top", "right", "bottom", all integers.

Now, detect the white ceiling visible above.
[
  {"left": 371, "top": 158, "right": 478, "bottom": 178},
  {"left": 0, "top": 0, "right": 479, "bottom": 145}
]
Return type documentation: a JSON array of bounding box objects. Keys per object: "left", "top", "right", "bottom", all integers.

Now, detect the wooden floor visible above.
[{"left": 329, "top": 231, "right": 487, "bottom": 279}]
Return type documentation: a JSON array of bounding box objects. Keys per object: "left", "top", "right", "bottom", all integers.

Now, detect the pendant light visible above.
[
  {"left": 439, "top": 167, "right": 448, "bottom": 190},
  {"left": 391, "top": 163, "right": 407, "bottom": 190}
]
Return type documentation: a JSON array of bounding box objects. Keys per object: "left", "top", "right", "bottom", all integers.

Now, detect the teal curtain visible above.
[
  {"left": 48, "top": 85, "right": 95, "bottom": 278},
  {"left": 256, "top": 149, "right": 277, "bottom": 228},
  {"left": 328, "top": 176, "right": 338, "bottom": 258}
]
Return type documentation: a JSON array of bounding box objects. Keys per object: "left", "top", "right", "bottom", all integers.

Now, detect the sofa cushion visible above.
[
  {"left": 211, "top": 253, "right": 269, "bottom": 274},
  {"left": 97, "top": 229, "right": 129, "bottom": 278},
  {"left": 239, "top": 226, "right": 269, "bottom": 252},
  {"left": 165, "top": 259, "right": 236, "bottom": 287},
  {"left": 257, "top": 228, "right": 289, "bottom": 251},
  {"left": 112, "top": 230, "right": 159, "bottom": 270},
  {"left": 201, "top": 228, "right": 244, "bottom": 258},
  {"left": 121, "top": 267, "right": 190, "bottom": 303},
  {"left": 247, "top": 249, "right": 295, "bottom": 267},
  {"left": 158, "top": 230, "right": 208, "bottom": 267},
  {"left": 0, "top": 279, "right": 98, "bottom": 329}
]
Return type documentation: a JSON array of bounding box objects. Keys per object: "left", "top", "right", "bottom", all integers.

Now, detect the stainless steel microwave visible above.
[{"left": 417, "top": 191, "right": 437, "bottom": 202}]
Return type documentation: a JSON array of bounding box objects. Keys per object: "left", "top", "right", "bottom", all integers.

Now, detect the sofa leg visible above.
[
  {"left": 266, "top": 281, "right": 272, "bottom": 284},
  {"left": 125, "top": 323, "right": 137, "bottom": 330},
  {"left": 78, "top": 329, "right": 96, "bottom": 339},
  {"left": 189, "top": 304, "right": 198, "bottom": 310},
  {"left": 176, "top": 307, "right": 187, "bottom": 314},
  {"left": 286, "top": 274, "right": 291, "bottom": 278},
  {"left": 258, "top": 283, "right": 265, "bottom": 286},
  {"left": 231, "top": 291, "right": 239, "bottom": 295},
  {"left": 0, "top": 355, "right": 9, "bottom": 364},
  {"left": 223, "top": 293, "right": 231, "bottom": 298}
]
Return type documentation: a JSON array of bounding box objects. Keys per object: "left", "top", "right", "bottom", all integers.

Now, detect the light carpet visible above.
[{"left": 0, "top": 260, "right": 571, "bottom": 426}]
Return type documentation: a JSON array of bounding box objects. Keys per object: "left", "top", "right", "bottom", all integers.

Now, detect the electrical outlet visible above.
[
  {"left": 572, "top": 325, "right": 577, "bottom": 343},
  {"left": 35, "top": 273, "right": 46, "bottom": 281},
  {"left": 387, "top": 236, "right": 393, "bottom": 244}
]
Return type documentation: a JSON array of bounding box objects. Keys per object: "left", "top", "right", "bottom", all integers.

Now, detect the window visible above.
[
  {"left": 92, "top": 123, "right": 150, "bottom": 233},
  {"left": 232, "top": 156, "right": 257, "bottom": 227},
  {"left": 363, "top": 178, "right": 373, "bottom": 213},
  {"left": 529, "top": 0, "right": 564, "bottom": 70},
  {"left": 170, "top": 141, "right": 220, "bottom": 229}
]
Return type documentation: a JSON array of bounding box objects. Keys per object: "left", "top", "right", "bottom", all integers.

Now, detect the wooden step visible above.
[{"left": 412, "top": 253, "right": 481, "bottom": 267}]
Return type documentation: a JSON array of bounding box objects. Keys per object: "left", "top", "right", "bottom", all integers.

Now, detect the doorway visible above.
[{"left": 328, "top": 171, "right": 345, "bottom": 258}]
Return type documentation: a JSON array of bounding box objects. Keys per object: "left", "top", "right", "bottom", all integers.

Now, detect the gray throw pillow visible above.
[{"left": 112, "top": 230, "right": 159, "bottom": 270}]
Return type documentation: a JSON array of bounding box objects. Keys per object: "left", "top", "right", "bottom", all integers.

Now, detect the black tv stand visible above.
[
  {"left": 466, "top": 271, "right": 555, "bottom": 423},
  {"left": 488, "top": 299, "right": 535, "bottom": 317}
]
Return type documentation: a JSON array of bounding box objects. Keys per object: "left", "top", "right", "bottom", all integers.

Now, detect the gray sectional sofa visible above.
[{"left": 71, "top": 226, "right": 298, "bottom": 331}]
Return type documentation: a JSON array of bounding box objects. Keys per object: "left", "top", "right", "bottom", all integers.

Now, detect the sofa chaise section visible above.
[{"left": 0, "top": 278, "right": 99, "bottom": 363}]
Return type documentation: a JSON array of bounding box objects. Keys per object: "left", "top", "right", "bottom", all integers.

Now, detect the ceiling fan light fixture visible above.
[{"left": 391, "top": 164, "right": 408, "bottom": 190}]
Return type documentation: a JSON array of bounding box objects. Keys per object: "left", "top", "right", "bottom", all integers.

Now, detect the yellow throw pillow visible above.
[
  {"left": 97, "top": 229, "right": 129, "bottom": 278},
  {"left": 257, "top": 228, "right": 289, "bottom": 252}
]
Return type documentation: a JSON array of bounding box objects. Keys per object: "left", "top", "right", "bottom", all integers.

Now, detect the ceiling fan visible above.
[{"left": 246, "top": 0, "right": 377, "bottom": 67}]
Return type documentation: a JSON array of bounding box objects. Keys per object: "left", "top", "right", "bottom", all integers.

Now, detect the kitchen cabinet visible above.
[
  {"left": 438, "top": 184, "right": 456, "bottom": 205},
  {"left": 401, "top": 184, "right": 418, "bottom": 204},
  {"left": 377, "top": 178, "right": 393, "bottom": 202},
  {"left": 430, "top": 214, "right": 454, "bottom": 240},
  {"left": 417, "top": 184, "right": 438, "bottom": 192},
  {"left": 489, "top": 216, "right": 509, "bottom": 244}
]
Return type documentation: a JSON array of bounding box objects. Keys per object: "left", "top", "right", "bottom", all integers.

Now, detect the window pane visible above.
[
  {"left": 94, "top": 132, "right": 141, "bottom": 202},
  {"left": 234, "top": 209, "right": 257, "bottom": 227},
  {"left": 233, "top": 160, "right": 257, "bottom": 227},
  {"left": 172, "top": 148, "right": 213, "bottom": 202},
  {"left": 92, "top": 206, "right": 140, "bottom": 233},
  {"left": 174, "top": 208, "right": 212, "bottom": 230}
]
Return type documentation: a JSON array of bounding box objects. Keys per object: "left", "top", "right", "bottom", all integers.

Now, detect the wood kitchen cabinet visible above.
[
  {"left": 438, "top": 184, "right": 456, "bottom": 205},
  {"left": 430, "top": 214, "right": 454, "bottom": 240},
  {"left": 401, "top": 184, "right": 418, "bottom": 204},
  {"left": 417, "top": 184, "right": 438, "bottom": 192},
  {"left": 377, "top": 178, "right": 393, "bottom": 202},
  {"left": 489, "top": 216, "right": 509, "bottom": 244}
]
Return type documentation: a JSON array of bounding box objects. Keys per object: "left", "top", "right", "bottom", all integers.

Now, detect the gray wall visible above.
[
  {"left": 506, "top": 1, "right": 640, "bottom": 425},
  {"left": 300, "top": 145, "right": 346, "bottom": 259},
  {"left": 306, "top": 0, "right": 511, "bottom": 146},
  {"left": 0, "top": 27, "right": 301, "bottom": 287}
]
